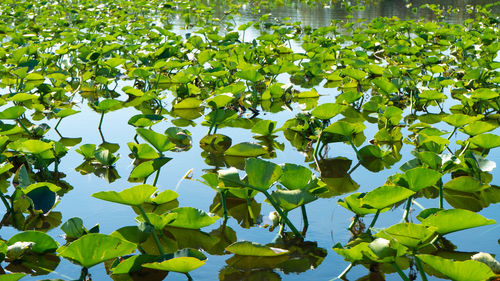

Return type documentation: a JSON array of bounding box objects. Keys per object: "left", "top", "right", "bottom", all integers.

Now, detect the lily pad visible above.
[
  {"left": 92, "top": 184, "right": 158, "bottom": 206},
  {"left": 417, "top": 254, "right": 495, "bottom": 281},
  {"left": 245, "top": 158, "right": 282, "bottom": 190},
  {"left": 374, "top": 223, "right": 437, "bottom": 249},
  {"left": 419, "top": 209, "right": 496, "bottom": 235},
  {"left": 224, "top": 142, "right": 267, "bottom": 157},
  {"left": 362, "top": 186, "right": 415, "bottom": 210},
  {"left": 8, "top": 231, "right": 58, "bottom": 254},
  {"left": 165, "top": 207, "right": 219, "bottom": 229},
  {"left": 226, "top": 241, "right": 288, "bottom": 256},
  {"left": 57, "top": 234, "right": 136, "bottom": 268}
]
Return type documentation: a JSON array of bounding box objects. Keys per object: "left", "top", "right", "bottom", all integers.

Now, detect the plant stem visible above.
[
  {"left": 313, "top": 131, "right": 322, "bottom": 159},
  {"left": 414, "top": 255, "right": 429, "bottom": 281},
  {"left": 98, "top": 111, "right": 105, "bottom": 130},
  {"left": 55, "top": 118, "right": 63, "bottom": 138},
  {"left": 369, "top": 210, "right": 380, "bottom": 229},
  {"left": 335, "top": 262, "right": 353, "bottom": 280},
  {"left": 438, "top": 180, "right": 444, "bottom": 209},
  {"left": 348, "top": 138, "right": 363, "bottom": 162},
  {"left": 301, "top": 204, "right": 309, "bottom": 235},
  {"left": 348, "top": 215, "right": 359, "bottom": 232},
  {"left": 137, "top": 205, "right": 165, "bottom": 256},
  {"left": 17, "top": 118, "right": 32, "bottom": 136},
  {"left": 403, "top": 196, "right": 413, "bottom": 222},
  {"left": 152, "top": 167, "right": 161, "bottom": 187},
  {"left": 185, "top": 272, "right": 193, "bottom": 281},
  {"left": 392, "top": 262, "right": 410, "bottom": 281},
  {"left": 0, "top": 193, "right": 11, "bottom": 213},
  {"left": 78, "top": 267, "right": 88, "bottom": 281},
  {"left": 221, "top": 190, "right": 228, "bottom": 224}
]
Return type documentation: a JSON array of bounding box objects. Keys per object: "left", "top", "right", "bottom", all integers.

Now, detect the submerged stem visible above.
[
  {"left": 403, "top": 196, "right": 413, "bottom": 222},
  {"left": 392, "top": 262, "right": 410, "bottom": 281},
  {"left": 301, "top": 204, "right": 309, "bottom": 235},
  {"left": 414, "top": 255, "right": 429, "bottom": 281},
  {"left": 137, "top": 205, "right": 165, "bottom": 256}
]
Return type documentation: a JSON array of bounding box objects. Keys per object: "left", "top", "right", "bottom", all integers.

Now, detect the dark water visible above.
[{"left": 3, "top": 0, "right": 499, "bottom": 280}]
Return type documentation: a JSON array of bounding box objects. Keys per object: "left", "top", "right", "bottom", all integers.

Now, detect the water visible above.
[{"left": 1, "top": 0, "right": 499, "bottom": 280}]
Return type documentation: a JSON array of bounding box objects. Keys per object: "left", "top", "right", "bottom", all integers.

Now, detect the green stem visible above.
[
  {"left": 152, "top": 167, "right": 161, "bottom": 187},
  {"left": 414, "top": 255, "right": 429, "bottom": 281},
  {"left": 403, "top": 196, "right": 413, "bottom": 222},
  {"left": 0, "top": 193, "right": 12, "bottom": 213},
  {"left": 392, "top": 262, "right": 410, "bottom": 281},
  {"left": 98, "top": 111, "right": 105, "bottom": 130},
  {"left": 438, "top": 180, "right": 444, "bottom": 209},
  {"left": 368, "top": 210, "right": 380, "bottom": 229},
  {"left": 348, "top": 215, "right": 359, "bottom": 232},
  {"left": 458, "top": 141, "right": 470, "bottom": 157},
  {"left": 137, "top": 205, "right": 165, "bottom": 256},
  {"left": 335, "top": 262, "right": 353, "bottom": 280},
  {"left": 313, "top": 131, "right": 322, "bottom": 159},
  {"left": 55, "top": 118, "right": 63, "bottom": 138},
  {"left": 224, "top": 178, "right": 303, "bottom": 238},
  {"left": 348, "top": 138, "right": 363, "bottom": 162},
  {"left": 301, "top": 204, "right": 309, "bottom": 235},
  {"left": 185, "top": 272, "right": 193, "bottom": 281},
  {"left": 78, "top": 267, "right": 88, "bottom": 281},
  {"left": 221, "top": 190, "right": 228, "bottom": 224},
  {"left": 17, "top": 118, "right": 32, "bottom": 136},
  {"left": 447, "top": 127, "right": 457, "bottom": 140}
]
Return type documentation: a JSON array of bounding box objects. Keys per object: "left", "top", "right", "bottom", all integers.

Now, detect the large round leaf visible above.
[
  {"left": 374, "top": 223, "right": 437, "bottom": 249},
  {"left": 165, "top": 207, "right": 219, "bottom": 229},
  {"left": 92, "top": 184, "right": 157, "bottom": 206},
  {"left": 443, "top": 176, "right": 486, "bottom": 192},
  {"left": 417, "top": 254, "right": 495, "bottom": 281},
  {"left": 8, "top": 231, "right": 58, "bottom": 254},
  {"left": 136, "top": 128, "right": 176, "bottom": 152},
  {"left": 419, "top": 209, "right": 496, "bottom": 235},
  {"left": 57, "top": 234, "right": 136, "bottom": 268},
  {"left": 361, "top": 186, "right": 415, "bottom": 210},
  {"left": 403, "top": 167, "right": 442, "bottom": 192},
  {"left": 245, "top": 158, "right": 282, "bottom": 190},
  {"left": 279, "top": 163, "right": 312, "bottom": 190},
  {"left": 470, "top": 133, "right": 500, "bottom": 149},
  {"left": 224, "top": 142, "right": 267, "bottom": 157}
]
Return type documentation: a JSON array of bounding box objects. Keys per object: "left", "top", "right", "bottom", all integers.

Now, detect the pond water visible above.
[{"left": 0, "top": 0, "right": 499, "bottom": 280}]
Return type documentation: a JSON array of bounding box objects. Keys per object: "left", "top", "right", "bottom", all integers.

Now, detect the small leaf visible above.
[
  {"left": 362, "top": 186, "right": 415, "bottom": 209},
  {"left": 404, "top": 167, "right": 442, "bottom": 192},
  {"left": 8, "top": 231, "right": 58, "bottom": 254},
  {"left": 470, "top": 134, "right": 500, "bottom": 149},
  {"left": 165, "top": 207, "right": 219, "bottom": 229},
  {"left": 226, "top": 241, "right": 288, "bottom": 256},
  {"left": 245, "top": 158, "right": 282, "bottom": 190},
  {"left": 443, "top": 176, "right": 485, "bottom": 192},
  {"left": 224, "top": 142, "right": 267, "bottom": 157},
  {"left": 417, "top": 254, "right": 495, "bottom": 281}
]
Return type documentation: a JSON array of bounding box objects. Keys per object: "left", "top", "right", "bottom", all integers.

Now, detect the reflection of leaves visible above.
[
  {"left": 272, "top": 238, "right": 327, "bottom": 274},
  {"left": 219, "top": 267, "right": 281, "bottom": 281},
  {"left": 5, "top": 252, "right": 60, "bottom": 276},
  {"left": 210, "top": 195, "right": 261, "bottom": 228}
]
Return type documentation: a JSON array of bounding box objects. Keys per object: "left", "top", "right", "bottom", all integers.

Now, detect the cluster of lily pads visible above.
[{"left": 0, "top": 0, "right": 499, "bottom": 280}]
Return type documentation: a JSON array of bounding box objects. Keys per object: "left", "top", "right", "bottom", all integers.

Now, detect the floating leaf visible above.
[
  {"left": 245, "top": 158, "right": 282, "bottom": 190},
  {"left": 143, "top": 257, "right": 205, "bottom": 273},
  {"left": 324, "top": 121, "right": 365, "bottom": 137},
  {"left": 226, "top": 241, "right": 288, "bottom": 256},
  {"left": 8, "top": 231, "right": 58, "bottom": 254},
  {"left": 374, "top": 223, "right": 437, "bottom": 249},
  {"left": 92, "top": 184, "right": 158, "bottom": 206},
  {"left": 403, "top": 167, "right": 442, "bottom": 192},
  {"left": 419, "top": 209, "right": 496, "bottom": 235},
  {"left": 136, "top": 128, "right": 176, "bottom": 152},
  {"left": 165, "top": 207, "right": 219, "bottom": 229},
  {"left": 129, "top": 157, "right": 172, "bottom": 180},
  {"left": 0, "top": 106, "right": 26, "bottom": 119},
  {"left": 443, "top": 176, "right": 485, "bottom": 192},
  {"left": 362, "top": 186, "right": 415, "bottom": 210},
  {"left": 279, "top": 163, "right": 312, "bottom": 190},
  {"left": 310, "top": 103, "right": 344, "bottom": 120},
  {"left": 417, "top": 254, "right": 495, "bottom": 281},
  {"left": 57, "top": 234, "right": 136, "bottom": 268},
  {"left": 224, "top": 142, "right": 267, "bottom": 157},
  {"left": 470, "top": 134, "right": 500, "bottom": 149}
]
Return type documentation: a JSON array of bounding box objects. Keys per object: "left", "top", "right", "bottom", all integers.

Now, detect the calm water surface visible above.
[{"left": 3, "top": 0, "right": 499, "bottom": 280}]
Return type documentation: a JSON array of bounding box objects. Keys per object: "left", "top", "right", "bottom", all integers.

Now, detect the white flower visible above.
[{"left": 471, "top": 252, "right": 500, "bottom": 274}]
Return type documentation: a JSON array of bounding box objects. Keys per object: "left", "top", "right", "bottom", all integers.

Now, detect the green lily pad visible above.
[
  {"left": 0, "top": 106, "right": 26, "bottom": 119},
  {"left": 173, "top": 97, "right": 203, "bottom": 109},
  {"left": 129, "top": 157, "right": 172, "bottom": 180},
  {"left": 136, "top": 128, "right": 176, "bottom": 152},
  {"left": 361, "top": 186, "right": 415, "bottom": 210},
  {"left": 226, "top": 241, "right": 288, "bottom": 256},
  {"left": 224, "top": 142, "right": 267, "bottom": 157},
  {"left": 58, "top": 234, "right": 136, "bottom": 268},
  {"left": 374, "top": 223, "right": 437, "bottom": 249},
  {"left": 403, "top": 167, "right": 442, "bottom": 192},
  {"left": 136, "top": 212, "right": 178, "bottom": 230},
  {"left": 8, "top": 231, "right": 58, "bottom": 254},
  {"left": 143, "top": 257, "right": 205, "bottom": 273},
  {"left": 92, "top": 184, "right": 158, "bottom": 206},
  {"left": 245, "top": 158, "right": 282, "bottom": 190},
  {"left": 443, "top": 176, "right": 486, "bottom": 192},
  {"left": 442, "top": 114, "right": 482, "bottom": 128},
  {"left": 165, "top": 207, "right": 219, "bottom": 229},
  {"left": 310, "top": 103, "right": 345, "bottom": 120},
  {"left": 470, "top": 133, "right": 500, "bottom": 149},
  {"left": 461, "top": 121, "right": 498, "bottom": 136},
  {"left": 0, "top": 273, "right": 26, "bottom": 281},
  {"left": 279, "top": 163, "right": 313, "bottom": 190},
  {"left": 323, "top": 120, "right": 366, "bottom": 137},
  {"left": 419, "top": 209, "right": 496, "bottom": 235},
  {"left": 269, "top": 189, "right": 316, "bottom": 211},
  {"left": 338, "top": 193, "right": 379, "bottom": 216},
  {"left": 417, "top": 254, "right": 495, "bottom": 281}
]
